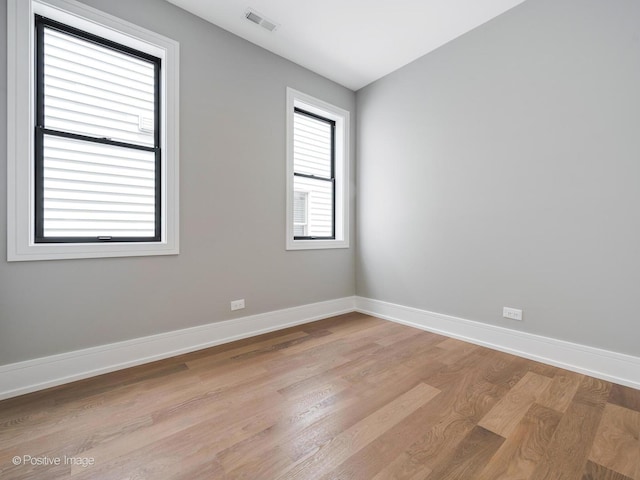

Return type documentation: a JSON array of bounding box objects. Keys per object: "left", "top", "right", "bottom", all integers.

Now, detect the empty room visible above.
[{"left": 1, "top": 0, "right": 639, "bottom": 478}]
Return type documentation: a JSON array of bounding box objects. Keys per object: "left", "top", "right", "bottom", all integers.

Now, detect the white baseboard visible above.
[
  {"left": 355, "top": 296, "right": 640, "bottom": 390},
  {"left": 0, "top": 297, "right": 356, "bottom": 401},
  {"left": 2, "top": 295, "right": 638, "bottom": 401}
]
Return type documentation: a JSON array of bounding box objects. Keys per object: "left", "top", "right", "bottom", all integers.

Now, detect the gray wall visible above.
[
  {"left": 357, "top": 0, "right": 640, "bottom": 356},
  {"left": 0, "top": 0, "right": 356, "bottom": 365}
]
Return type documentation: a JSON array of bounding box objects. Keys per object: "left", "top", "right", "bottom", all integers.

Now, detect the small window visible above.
[
  {"left": 286, "top": 89, "right": 350, "bottom": 250},
  {"left": 293, "top": 109, "right": 335, "bottom": 239},
  {"left": 7, "top": 0, "right": 179, "bottom": 261}
]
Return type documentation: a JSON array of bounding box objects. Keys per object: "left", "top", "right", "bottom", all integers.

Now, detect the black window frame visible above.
[
  {"left": 293, "top": 107, "right": 336, "bottom": 240},
  {"left": 34, "top": 15, "right": 162, "bottom": 244}
]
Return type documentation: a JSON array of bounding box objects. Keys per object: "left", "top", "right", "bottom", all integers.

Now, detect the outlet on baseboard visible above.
[
  {"left": 503, "top": 307, "right": 523, "bottom": 321},
  {"left": 231, "top": 299, "right": 245, "bottom": 311}
]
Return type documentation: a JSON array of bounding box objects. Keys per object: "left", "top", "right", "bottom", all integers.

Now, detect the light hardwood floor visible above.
[{"left": 1, "top": 312, "right": 639, "bottom": 479}]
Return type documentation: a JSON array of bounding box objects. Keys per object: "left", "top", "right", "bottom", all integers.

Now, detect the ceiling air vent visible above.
[{"left": 244, "top": 8, "right": 278, "bottom": 32}]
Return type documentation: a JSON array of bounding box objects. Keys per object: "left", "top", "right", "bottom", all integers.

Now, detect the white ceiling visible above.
[{"left": 166, "top": 0, "right": 527, "bottom": 91}]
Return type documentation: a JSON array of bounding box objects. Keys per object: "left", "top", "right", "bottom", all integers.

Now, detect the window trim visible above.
[
  {"left": 286, "top": 88, "right": 350, "bottom": 250},
  {"left": 7, "top": 0, "right": 179, "bottom": 261}
]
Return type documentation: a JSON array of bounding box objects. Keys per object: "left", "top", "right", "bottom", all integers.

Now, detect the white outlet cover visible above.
[
  {"left": 503, "top": 307, "right": 523, "bottom": 321},
  {"left": 231, "top": 299, "right": 245, "bottom": 311}
]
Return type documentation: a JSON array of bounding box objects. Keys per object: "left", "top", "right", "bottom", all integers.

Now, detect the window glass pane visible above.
[
  {"left": 293, "top": 191, "right": 307, "bottom": 224},
  {"left": 42, "top": 134, "right": 156, "bottom": 238},
  {"left": 294, "top": 176, "right": 333, "bottom": 238},
  {"left": 293, "top": 112, "right": 332, "bottom": 178},
  {"left": 43, "top": 27, "right": 156, "bottom": 146},
  {"left": 293, "top": 191, "right": 307, "bottom": 236}
]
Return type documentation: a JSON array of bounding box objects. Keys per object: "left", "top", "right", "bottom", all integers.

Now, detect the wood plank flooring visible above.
[{"left": 0, "top": 312, "right": 639, "bottom": 479}]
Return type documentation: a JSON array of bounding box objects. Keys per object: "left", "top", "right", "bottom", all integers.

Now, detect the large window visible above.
[
  {"left": 7, "top": 0, "right": 179, "bottom": 261},
  {"left": 286, "top": 89, "right": 350, "bottom": 250},
  {"left": 35, "top": 16, "right": 161, "bottom": 243}
]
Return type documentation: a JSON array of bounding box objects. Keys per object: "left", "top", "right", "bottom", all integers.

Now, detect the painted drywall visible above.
[
  {"left": 0, "top": 0, "right": 356, "bottom": 365},
  {"left": 356, "top": 0, "right": 640, "bottom": 356}
]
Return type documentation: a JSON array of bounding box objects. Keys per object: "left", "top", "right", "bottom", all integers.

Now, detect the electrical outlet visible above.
[
  {"left": 503, "top": 307, "right": 523, "bottom": 321},
  {"left": 231, "top": 299, "right": 245, "bottom": 311}
]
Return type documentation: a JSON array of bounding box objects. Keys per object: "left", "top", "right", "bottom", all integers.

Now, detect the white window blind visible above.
[
  {"left": 42, "top": 135, "right": 156, "bottom": 237},
  {"left": 38, "top": 21, "right": 159, "bottom": 241},
  {"left": 293, "top": 113, "right": 331, "bottom": 178},
  {"left": 43, "top": 28, "right": 156, "bottom": 146}
]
